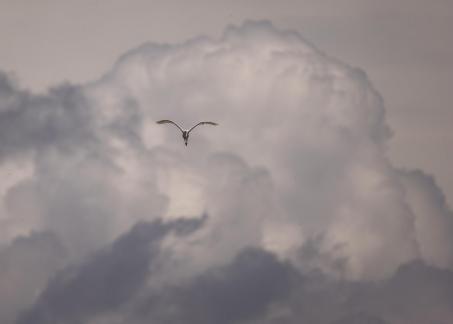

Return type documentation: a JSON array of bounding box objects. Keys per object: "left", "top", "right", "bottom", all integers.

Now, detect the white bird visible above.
[{"left": 156, "top": 120, "right": 218, "bottom": 146}]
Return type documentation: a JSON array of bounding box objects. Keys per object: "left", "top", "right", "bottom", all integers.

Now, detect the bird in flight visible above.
[{"left": 156, "top": 120, "right": 218, "bottom": 146}]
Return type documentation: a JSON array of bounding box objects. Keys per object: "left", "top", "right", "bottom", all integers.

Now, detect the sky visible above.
[
  {"left": 1, "top": 1, "right": 453, "bottom": 323},
  {"left": 1, "top": 0, "right": 452, "bottom": 204}
]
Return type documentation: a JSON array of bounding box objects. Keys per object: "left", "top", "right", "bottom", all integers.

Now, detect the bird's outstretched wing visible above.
[
  {"left": 156, "top": 120, "right": 184, "bottom": 133},
  {"left": 188, "top": 121, "right": 218, "bottom": 133}
]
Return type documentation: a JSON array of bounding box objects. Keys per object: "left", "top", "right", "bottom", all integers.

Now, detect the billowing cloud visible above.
[
  {"left": 1, "top": 20, "right": 453, "bottom": 323},
  {"left": 16, "top": 217, "right": 205, "bottom": 324},
  {"left": 15, "top": 228, "right": 453, "bottom": 324}
]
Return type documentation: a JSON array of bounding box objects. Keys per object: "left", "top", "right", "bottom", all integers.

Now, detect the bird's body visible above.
[
  {"left": 182, "top": 130, "right": 189, "bottom": 145},
  {"left": 156, "top": 120, "right": 218, "bottom": 146}
]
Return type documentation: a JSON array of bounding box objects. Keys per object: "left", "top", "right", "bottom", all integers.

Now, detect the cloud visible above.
[
  {"left": 0, "top": 72, "right": 97, "bottom": 160},
  {"left": 16, "top": 217, "right": 205, "bottom": 324},
  {"left": 134, "top": 248, "right": 296, "bottom": 324},
  {"left": 398, "top": 169, "right": 453, "bottom": 267},
  {"left": 1, "top": 20, "right": 453, "bottom": 323},
  {"left": 15, "top": 233, "right": 453, "bottom": 324},
  {"left": 0, "top": 232, "right": 65, "bottom": 324}
]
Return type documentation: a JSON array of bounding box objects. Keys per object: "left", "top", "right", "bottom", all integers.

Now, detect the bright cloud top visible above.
[{"left": 85, "top": 20, "right": 453, "bottom": 279}]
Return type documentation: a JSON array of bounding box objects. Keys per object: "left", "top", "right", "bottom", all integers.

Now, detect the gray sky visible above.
[
  {"left": 1, "top": 2, "right": 453, "bottom": 323},
  {"left": 1, "top": 0, "right": 452, "bottom": 205}
]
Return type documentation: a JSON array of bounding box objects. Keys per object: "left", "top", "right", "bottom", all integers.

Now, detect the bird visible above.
[{"left": 156, "top": 119, "right": 218, "bottom": 146}]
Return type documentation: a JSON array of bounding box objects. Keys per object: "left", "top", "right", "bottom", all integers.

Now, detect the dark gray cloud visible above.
[
  {"left": 0, "top": 71, "right": 98, "bottom": 160},
  {"left": 14, "top": 222, "right": 453, "bottom": 324},
  {"left": 0, "top": 231, "right": 65, "bottom": 324},
  {"left": 135, "top": 247, "right": 296, "bottom": 324},
  {"left": 16, "top": 217, "right": 205, "bottom": 324}
]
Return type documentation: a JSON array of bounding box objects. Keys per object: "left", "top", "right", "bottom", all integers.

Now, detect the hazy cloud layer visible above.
[{"left": 1, "top": 21, "right": 453, "bottom": 323}]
